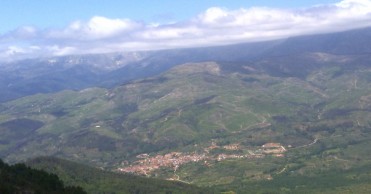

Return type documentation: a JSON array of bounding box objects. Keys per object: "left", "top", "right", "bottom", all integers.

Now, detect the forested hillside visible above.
[{"left": 0, "top": 159, "right": 86, "bottom": 193}]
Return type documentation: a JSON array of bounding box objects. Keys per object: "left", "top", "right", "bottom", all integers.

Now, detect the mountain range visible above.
[
  {"left": 2, "top": 27, "right": 371, "bottom": 102},
  {"left": 1, "top": 27, "right": 371, "bottom": 193}
]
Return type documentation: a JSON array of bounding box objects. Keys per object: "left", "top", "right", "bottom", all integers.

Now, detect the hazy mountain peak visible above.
[
  {"left": 169, "top": 62, "right": 221, "bottom": 75},
  {"left": 308, "top": 52, "right": 352, "bottom": 63}
]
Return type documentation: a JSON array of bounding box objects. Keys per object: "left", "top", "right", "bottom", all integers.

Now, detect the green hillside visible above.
[{"left": 1, "top": 52, "right": 371, "bottom": 192}]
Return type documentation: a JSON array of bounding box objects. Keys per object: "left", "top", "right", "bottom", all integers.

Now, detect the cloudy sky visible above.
[{"left": 1, "top": 0, "right": 371, "bottom": 61}]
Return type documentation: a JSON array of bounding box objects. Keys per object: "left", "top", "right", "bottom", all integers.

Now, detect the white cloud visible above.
[
  {"left": 14, "top": 26, "right": 38, "bottom": 39},
  {"left": 1, "top": 0, "right": 371, "bottom": 61},
  {"left": 46, "top": 45, "right": 77, "bottom": 56},
  {"left": 139, "top": 26, "right": 202, "bottom": 40},
  {"left": 5, "top": 46, "right": 26, "bottom": 55},
  {"left": 0, "top": 45, "right": 41, "bottom": 61},
  {"left": 336, "top": 0, "right": 371, "bottom": 8},
  {"left": 48, "top": 16, "right": 142, "bottom": 40}
]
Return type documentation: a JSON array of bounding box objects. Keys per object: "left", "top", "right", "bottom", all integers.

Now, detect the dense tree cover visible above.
[{"left": 0, "top": 159, "right": 86, "bottom": 194}]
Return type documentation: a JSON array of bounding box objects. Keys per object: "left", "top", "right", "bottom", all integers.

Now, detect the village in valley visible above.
[{"left": 118, "top": 141, "right": 287, "bottom": 177}]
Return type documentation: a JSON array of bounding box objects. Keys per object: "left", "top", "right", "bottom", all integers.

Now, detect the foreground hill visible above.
[
  {"left": 0, "top": 158, "right": 86, "bottom": 193},
  {"left": 26, "top": 157, "right": 216, "bottom": 194}
]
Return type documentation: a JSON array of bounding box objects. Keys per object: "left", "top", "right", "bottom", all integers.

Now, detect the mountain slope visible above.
[
  {"left": 1, "top": 55, "right": 370, "bottom": 176},
  {"left": 0, "top": 27, "right": 371, "bottom": 192},
  {"left": 0, "top": 61, "right": 323, "bottom": 163},
  {"left": 26, "top": 157, "right": 216, "bottom": 194}
]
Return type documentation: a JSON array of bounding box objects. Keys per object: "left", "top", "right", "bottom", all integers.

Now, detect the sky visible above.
[{"left": 1, "top": 0, "right": 371, "bottom": 61}]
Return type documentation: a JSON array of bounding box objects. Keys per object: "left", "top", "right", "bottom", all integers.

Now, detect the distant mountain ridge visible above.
[
  {"left": 1, "top": 26, "right": 371, "bottom": 102},
  {"left": 267, "top": 27, "right": 371, "bottom": 56}
]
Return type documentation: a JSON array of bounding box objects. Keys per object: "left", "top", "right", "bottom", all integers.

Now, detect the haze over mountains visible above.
[
  {"left": 1, "top": 26, "right": 371, "bottom": 193},
  {"left": 1, "top": 27, "right": 371, "bottom": 102}
]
